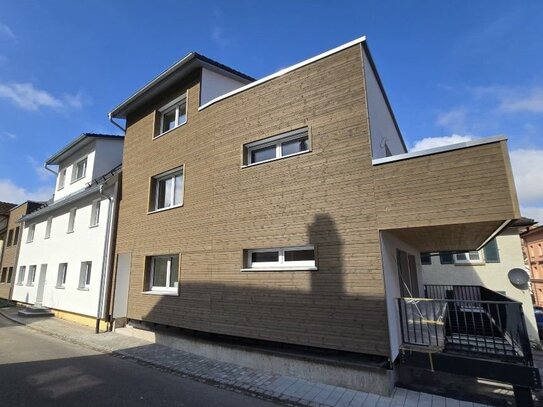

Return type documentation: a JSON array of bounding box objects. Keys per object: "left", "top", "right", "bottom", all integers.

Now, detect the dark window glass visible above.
[
  {"left": 285, "top": 249, "right": 314, "bottom": 262},
  {"left": 0, "top": 268, "right": 6, "bottom": 283},
  {"left": 152, "top": 257, "right": 168, "bottom": 287},
  {"left": 281, "top": 136, "right": 308, "bottom": 156},
  {"left": 251, "top": 251, "right": 279, "bottom": 263},
  {"left": 162, "top": 109, "right": 176, "bottom": 133},
  {"left": 13, "top": 227, "right": 19, "bottom": 245},
  {"left": 420, "top": 253, "right": 431, "bottom": 265},
  {"left": 7, "top": 267, "right": 13, "bottom": 283},
  {"left": 6, "top": 229, "right": 13, "bottom": 246},
  {"left": 250, "top": 145, "right": 276, "bottom": 163},
  {"left": 483, "top": 238, "right": 500, "bottom": 263},
  {"left": 439, "top": 252, "right": 454, "bottom": 264},
  {"left": 170, "top": 256, "right": 179, "bottom": 287}
]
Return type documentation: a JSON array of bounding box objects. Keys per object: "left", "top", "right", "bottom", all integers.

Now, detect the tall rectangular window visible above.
[
  {"left": 7, "top": 267, "right": 13, "bottom": 283},
  {"left": 56, "top": 263, "right": 68, "bottom": 288},
  {"left": 45, "top": 217, "right": 52, "bottom": 239},
  {"left": 58, "top": 168, "right": 67, "bottom": 190},
  {"left": 483, "top": 238, "right": 500, "bottom": 263},
  {"left": 72, "top": 157, "right": 87, "bottom": 182},
  {"left": 78, "top": 261, "right": 92, "bottom": 289},
  {"left": 150, "top": 167, "right": 184, "bottom": 211},
  {"left": 6, "top": 229, "right": 13, "bottom": 246},
  {"left": 67, "top": 208, "right": 76, "bottom": 233},
  {"left": 17, "top": 266, "right": 26, "bottom": 285},
  {"left": 90, "top": 200, "right": 100, "bottom": 227},
  {"left": 146, "top": 255, "right": 179, "bottom": 293},
  {"left": 0, "top": 268, "right": 6, "bottom": 283},
  {"left": 13, "top": 226, "right": 19, "bottom": 245},
  {"left": 245, "top": 127, "right": 310, "bottom": 166},
  {"left": 27, "top": 265, "right": 37, "bottom": 286},
  {"left": 158, "top": 93, "right": 187, "bottom": 136},
  {"left": 27, "top": 224, "right": 35, "bottom": 243}
]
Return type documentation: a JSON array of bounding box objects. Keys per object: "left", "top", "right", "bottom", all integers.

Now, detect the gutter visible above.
[
  {"left": 44, "top": 163, "right": 58, "bottom": 176},
  {"left": 108, "top": 113, "right": 126, "bottom": 133}
]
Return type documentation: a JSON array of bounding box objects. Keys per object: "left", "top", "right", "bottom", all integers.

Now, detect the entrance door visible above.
[
  {"left": 35, "top": 264, "right": 47, "bottom": 306},
  {"left": 397, "top": 250, "right": 420, "bottom": 297}
]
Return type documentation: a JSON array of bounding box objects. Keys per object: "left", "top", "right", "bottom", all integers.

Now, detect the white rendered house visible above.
[
  {"left": 420, "top": 224, "right": 539, "bottom": 344},
  {"left": 12, "top": 134, "right": 123, "bottom": 330}
]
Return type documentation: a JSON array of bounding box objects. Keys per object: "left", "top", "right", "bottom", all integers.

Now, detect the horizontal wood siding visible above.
[{"left": 117, "top": 45, "right": 393, "bottom": 357}]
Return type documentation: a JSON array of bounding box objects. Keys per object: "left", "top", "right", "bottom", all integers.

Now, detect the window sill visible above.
[
  {"left": 241, "top": 267, "right": 318, "bottom": 272},
  {"left": 77, "top": 287, "right": 90, "bottom": 291},
  {"left": 153, "top": 121, "right": 187, "bottom": 140},
  {"left": 142, "top": 290, "right": 179, "bottom": 296},
  {"left": 55, "top": 286, "right": 65, "bottom": 289},
  {"left": 147, "top": 203, "right": 184, "bottom": 215},
  {"left": 89, "top": 224, "right": 99, "bottom": 229},
  {"left": 67, "top": 230, "right": 74, "bottom": 234},
  {"left": 70, "top": 176, "right": 85, "bottom": 185},
  {"left": 241, "top": 150, "right": 311, "bottom": 168},
  {"left": 455, "top": 261, "right": 485, "bottom": 266}
]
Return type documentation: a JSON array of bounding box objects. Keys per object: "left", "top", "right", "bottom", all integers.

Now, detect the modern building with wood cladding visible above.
[
  {"left": 0, "top": 201, "right": 44, "bottom": 300},
  {"left": 109, "top": 37, "right": 537, "bottom": 399}
]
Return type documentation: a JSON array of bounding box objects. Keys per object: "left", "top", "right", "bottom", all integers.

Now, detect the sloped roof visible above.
[
  {"left": 0, "top": 201, "right": 16, "bottom": 215},
  {"left": 46, "top": 133, "right": 124, "bottom": 165}
]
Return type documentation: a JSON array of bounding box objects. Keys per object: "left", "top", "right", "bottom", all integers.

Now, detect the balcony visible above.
[{"left": 397, "top": 284, "right": 541, "bottom": 404}]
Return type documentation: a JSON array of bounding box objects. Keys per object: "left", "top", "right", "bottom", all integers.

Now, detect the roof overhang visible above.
[
  {"left": 109, "top": 52, "right": 254, "bottom": 120},
  {"left": 46, "top": 134, "right": 124, "bottom": 165}
]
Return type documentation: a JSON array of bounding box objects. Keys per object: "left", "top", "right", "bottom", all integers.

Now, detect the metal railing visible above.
[{"left": 398, "top": 285, "right": 533, "bottom": 365}]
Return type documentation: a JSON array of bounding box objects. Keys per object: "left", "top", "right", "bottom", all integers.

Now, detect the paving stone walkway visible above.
[{"left": 0, "top": 306, "right": 490, "bottom": 407}]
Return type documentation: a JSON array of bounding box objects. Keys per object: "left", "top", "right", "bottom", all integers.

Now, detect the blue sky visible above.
[{"left": 0, "top": 1, "right": 541, "bottom": 221}]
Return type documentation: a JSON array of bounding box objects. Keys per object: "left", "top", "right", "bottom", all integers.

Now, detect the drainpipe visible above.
[
  {"left": 108, "top": 113, "right": 126, "bottom": 134},
  {"left": 44, "top": 163, "right": 58, "bottom": 176},
  {"left": 96, "top": 182, "right": 116, "bottom": 333}
]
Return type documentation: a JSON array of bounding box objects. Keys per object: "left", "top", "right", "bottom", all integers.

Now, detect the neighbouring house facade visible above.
[
  {"left": 421, "top": 226, "right": 539, "bottom": 343},
  {"left": 521, "top": 225, "right": 543, "bottom": 306},
  {"left": 0, "top": 202, "right": 17, "bottom": 268},
  {"left": 0, "top": 201, "right": 43, "bottom": 300},
  {"left": 11, "top": 134, "right": 123, "bottom": 330},
  {"left": 108, "top": 37, "right": 538, "bottom": 400}
]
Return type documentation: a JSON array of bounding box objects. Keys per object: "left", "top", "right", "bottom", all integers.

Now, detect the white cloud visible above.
[
  {"left": 436, "top": 108, "right": 468, "bottom": 131},
  {"left": 0, "top": 131, "right": 17, "bottom": 140},
  {"left": 0, "top": 179, "right": 52, "bottom": 203},
  {"left": 0, "top": 23, "right": 16, "bottom": 40},
  {"left": 26, "top": 156, "right": 53, "bottom": 182},
  {"left": 521, "top": 207, "right": 543, "bottom": 224},
  {"left": 0, "top": 82, "right": 85, "bottom": 112},
  {"left": 499, "top": 88, "right": 543, "bottom": 113},
  {"left": 510, "top": 149, "right": 543, "bottom": 205},
  {"left": 411, "top": 134, "right": 473, "bottom": 152}
]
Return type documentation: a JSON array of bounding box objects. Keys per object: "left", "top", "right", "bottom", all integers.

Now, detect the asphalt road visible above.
[{"left": 0, "top": 315, "right": 280, "bottom": 406}]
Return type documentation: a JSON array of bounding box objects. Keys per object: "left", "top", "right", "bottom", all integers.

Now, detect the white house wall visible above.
[
  {"left": 380, "top": 231, "right": 423, "bottom": 362},
  {"left": 200, "top": 68, "right": 248, "bottom": 107},
  {"left": 12, "top": 190, "right": 112, "bottom": 318},
  {"left": 421, "top": 229, "right": 539, "bottom": 343},
  {"left": 361, "top": 47, "right": 406, "bottom": 159},
  {"left": 91, "top": 139, "right": 123, "bottom": 180},
  {"left": 54, "top": 143, "right": 97, "bottom": 201}
]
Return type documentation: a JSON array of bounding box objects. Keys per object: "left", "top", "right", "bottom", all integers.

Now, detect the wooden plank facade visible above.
[{"left": 113, "top": 41, "right": 520, "bottom": 360}]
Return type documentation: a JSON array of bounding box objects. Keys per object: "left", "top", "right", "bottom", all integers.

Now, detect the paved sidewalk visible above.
[{"left": 0, "top": 306, "right": 490, "bottom": 407}]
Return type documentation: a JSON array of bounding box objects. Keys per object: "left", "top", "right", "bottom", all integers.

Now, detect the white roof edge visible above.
[
  {"left": 371, "top": 135, "right": 508, "bottom": 166},
  {"left": 198, "top": 36, "right": 367, "bottom": 111}
]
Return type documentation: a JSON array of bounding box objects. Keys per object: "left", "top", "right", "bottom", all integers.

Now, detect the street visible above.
[{"left": 0, "top": 315, "right": 279, "bottom": 406}]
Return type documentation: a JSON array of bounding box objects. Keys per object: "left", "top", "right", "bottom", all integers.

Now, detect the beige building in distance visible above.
[{"left": 521, "top": 224, "right": 543, "bottom": 306}]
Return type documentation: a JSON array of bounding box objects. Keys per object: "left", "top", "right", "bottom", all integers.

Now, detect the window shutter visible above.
[{"left": 483, "top": 238, "right": 500, "bottom": 263}]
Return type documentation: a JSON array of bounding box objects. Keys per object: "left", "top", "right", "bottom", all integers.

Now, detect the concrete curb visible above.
[{"left": 0, "top": 309, "right": 296, "bottom": 407}]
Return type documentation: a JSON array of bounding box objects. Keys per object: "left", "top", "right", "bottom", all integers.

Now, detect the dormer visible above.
[
  {"left": 47, "top": 134, "right": 124, "bottom": 201},
  {"left": 109, "top": 52, "right": 254, "bottom": 132}
]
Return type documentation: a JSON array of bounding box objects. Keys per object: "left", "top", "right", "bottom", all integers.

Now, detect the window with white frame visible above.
[
  {"left": 146, "top": 255, "right": 179, "bottom": 293},
  {"left": 27, "top": 224, "right": 35, "bottom": 243},
  {"left": 158, "top": 93, "right": 187, "bottom": 136},
  {"left": 150, "top": 167, "right": 184, "bottom": 212},
  {"left": 67, "top": 208, "right": 76, "bottom": 233},
  {"left": 78, "top": 261, "right": 92, "bottom": 289},
  {"left": 17, "top": 266, "right": 26, "bottom": 285},
  {"left": 56, "top": 263, "right": 68, "bottom": 288},
  {"left": 45, "top": 217, "right": 52, "bottom": 239},
  {"left": 58, "top": 168, "right": 67, "bottom": 190},
  {"left": 90, "top": 200, "right": 100, "bottom": 227},
  {"left": 245, "top": 127, "right": 310, "bottom": 166},
  {"left": 27, "top": 265, "right": 37, "bottom": 286},
  {"left": 71, "top": 157, "right": 87, "bottom": 182},
  {"left": 245, "top": 246, "right": 316, "bottom": 270},
  {"left": 454, "top": 251, "right": 482, "bottom": 264}
]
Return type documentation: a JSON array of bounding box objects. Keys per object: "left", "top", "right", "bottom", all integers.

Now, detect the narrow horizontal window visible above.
[
  {"left": 245, "top": 246, "right": 316, "bottom": 270},
  {"left": 454, "top": 251, "right": 482, "bottom": 264},
  {"left": 245, "top": 127, "right": 310, "bottom": 166},
  {"left": 149, "top": 167, "right": 184, "bottom": 212}
]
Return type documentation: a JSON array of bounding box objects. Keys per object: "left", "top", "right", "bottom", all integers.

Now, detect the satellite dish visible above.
[{"left": 508, "top": 268, "right": 530, "bottom": 286}]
